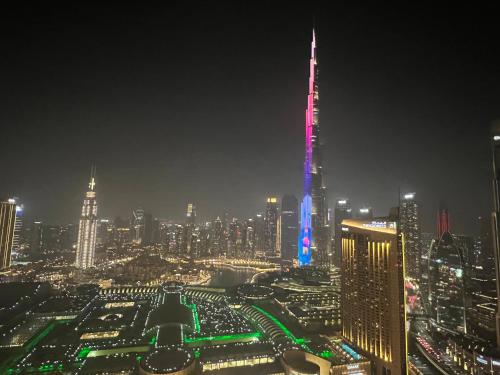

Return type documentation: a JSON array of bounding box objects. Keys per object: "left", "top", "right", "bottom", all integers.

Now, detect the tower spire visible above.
[
  {"left": 89, "top": 165, "right": 96, "bottom": 191},
  {"left": 299, "top": 29, "right": 329, "bottom": 267}
]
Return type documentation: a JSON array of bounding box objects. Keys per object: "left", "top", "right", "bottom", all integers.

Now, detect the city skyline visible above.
[
  {"left": 1, "top": 4, "right": 500, "bottom": 374},
  {"left": 1, "top": 4, "right": 498, "bottom": 233}
]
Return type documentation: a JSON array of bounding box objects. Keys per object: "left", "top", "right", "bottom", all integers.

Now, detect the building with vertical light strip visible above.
[
  {"left": 400, "top": 193, "right": 422, "bottom": 281},
  {"left": 0, "top": 199, "right": 17, "bottom": 269},
  {"left": 299, "top": 29, "right": 329, "bottom": 267},
  {"left": 341, "top": 213, "right": 407, "bottom": 374},
  {"left": 75, "top": 167, "right": 98, "bottom": 269}
]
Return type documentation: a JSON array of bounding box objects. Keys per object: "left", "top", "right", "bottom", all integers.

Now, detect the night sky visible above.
[{"left": 1, "top": 3, "right": 499, "bottom": 234}]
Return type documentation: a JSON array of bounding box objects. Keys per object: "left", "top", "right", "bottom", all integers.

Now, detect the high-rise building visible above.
[
  {"left": 299, "top": 30, "right": 329, "bottom": 267},
  {"left": 212, "top": 216, "right": 223, "bottom": 257},
  {"left": 75, "top": 167, "right": 98, "bottom": 269},
  {"left": 281, "top": 194, "right": 298, "bottom": 262},
  {"left": 490, "top": 121, "right": 500, "bottom": 348},
  {"left": 132, "top": 208, "right": 145, "bottom": 244},
  {"left": 152, "top": 218, "right": 160, "bottom": 244},
  {"left": 30, "top": 221, "right": 43, "bottom": 256},
  {"left": 341, "top": 212, "right": 407, "bottom": 374},
  {"left": 254, "top": 213, "right": 265, "bottom": 257},
  {"left": 428, "top": 210, "right": 468, "bottom": 334},
  {"left": 9, "top": 197, "right": 23, "bottom": 257},
  {"left": 400, "top": 192, "right": 422, "bottom": 281},
  {"left": 0, "top": 199, "right": 17, "bottom": 269},
  {"left": 244, "top": 219, "right": 255, "bottom": 259},
  {"left": 187, "top": 203, "right": 196, "bottom": 226},
  {"left": 358, "top": 207, "right": 373, "bottom": 219},
  {"left": 333, "top": 199, "right": 352, "bottom": 267},
  {"left": 264, "top": 197, "right": 279, "bottom": 258},
  {"left": 143, "top": 213, "right": 153, "bottom": 245}
]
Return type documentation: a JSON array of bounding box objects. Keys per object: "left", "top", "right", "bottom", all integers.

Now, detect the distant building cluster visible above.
[{"left": 2, "top": 30, "right": 500, "bottom": 375}]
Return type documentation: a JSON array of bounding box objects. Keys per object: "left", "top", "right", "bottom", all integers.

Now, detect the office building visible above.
[
  {"left": 264, "top": 197, "right": 279, "bottom": 258},
  {"left": 341, "top": 212, "right": 407, "bottom": 374},
  {"left": 132, "top": 208, "right": 145, "bottom": 244},
  {"left": 30, "top": 221, "right": 43, "bottom": 255},
  {"left": 75, "top": 167, "right": 98, "bottom": 269},
  {"left": 281, "top": 194, "right": 298, "bottom": 262},
  {"left": 333, "top": 199, "right": 351, "bottom": 267},
  {"left": 428, "top": 210, "right": 468, "bottom": 334},
  {"left": 400, "top": 192, "right": 422, "bottom": 281},
  {"left": 144, "top": 212, "right": 153, "bottom": 245},
  {"left": 187, "top": 203, "right": 196, "bottom": 226}
]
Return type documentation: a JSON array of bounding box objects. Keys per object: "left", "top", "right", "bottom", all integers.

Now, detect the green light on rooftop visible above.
[
  {"left": 319, "top": 350, "right": 333, "bottom": 358},
  {"left": 184, "top": 332, "right": 261, "bottom": 344},
  {"left": 251, "top": 305, "right": 303, "bottom": 344},
  {"left": 77, "top": 347, "right": 92, "bottom": 359}
]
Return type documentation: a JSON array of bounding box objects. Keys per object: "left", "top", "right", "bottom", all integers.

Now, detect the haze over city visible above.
[
  {"left": 1, "top": 3, "right": 500, "bottom": 375},
  {"left": 2, "top": 3, "right": 498, "bottom": 232}
]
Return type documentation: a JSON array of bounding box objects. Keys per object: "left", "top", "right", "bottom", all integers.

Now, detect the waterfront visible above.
[{"left": 208, "top": 268, "right": 256, "bottom": 287}]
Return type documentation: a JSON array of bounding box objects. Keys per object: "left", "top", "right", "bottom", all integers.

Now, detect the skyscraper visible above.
[
  {"left": 264, "top": 197, "right": 279, "bottom": 258},
  {"left": 30, "top": 221, "right": 43, "bottom": 256},
  {"left": 212, "top": 216, "right": 223, "bottom": 257},
  {"left": 187, "top": 203, "right": 196, "bottom": 226},
  {"left": 490, "top": 121, "right": 500, "bottom": 348},
  {"left": 185, "top": 203, "right": 196, "bottom": 256},
  {"left": 0, "top": 199, "right": 16, "bottom": 269},
  {"left": 281, "top": 194, "right": 298, "bottom": 262},
  {"left": 428, "top": 214, "right": 468, "bottom": 334},
  {"left": 75, "top": 167, "right": 98, "bottom": 269},
  {"left": 333, "top": 199, "right": 352, "bottom": 267},
  {"left": 254, "top": 213, "right": 265, "bottom": 257},
  {"left": 143, "top": 213, "right": 153, "bottom": 245},
  {"left": 132, "top": 208, "right": 145, "bottom": 244},
  {"left": 9, "top": 197, "right": 23, "bottom": 257},
  {"left": 341, "top": 212, "right": 407, "bottom": 374},
  {"left": 299, "top": 29, "right": 329, "bottom": 267},
  {"left": 400, "top": 192, "right": 422, "bottom": 281}
]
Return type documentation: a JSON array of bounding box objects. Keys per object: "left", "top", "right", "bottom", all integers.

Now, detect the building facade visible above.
[
  {"left": 281, "top": 194, "right": 298, "bottom": 262},
  {"left": 333, "top": 199, "right": 351, "bottom": 267},
  {"left": 428, "top": 210, "right": 468, "bottom": 334},
  {"left": 264, "top": 197, "right": 279, "bottom": 258},
  {"left": 0, "top": 199, "right": 17, "bottom": 269},
  {"left": 341, "top": 215, "right": 407, "bottom": 374},
  {"left": 75, "top": 168, "right": 98, "bottom": 269},
  {"left": 400, "top": 193, "right": 422, "bottom": 281}
]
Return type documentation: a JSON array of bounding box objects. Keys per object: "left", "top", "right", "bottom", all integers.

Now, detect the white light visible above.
[
  {"left": 359, "top": 208, "right": 370, "bottom": 213},
  {"left": 338, "top": 200, "right": 347, "bottom": 205},
  {"left": 8, "top": 198, "right": 15, "bottom": 204},
  {"left": 494, "top": 135, "right": 500, "bottom": 141},
  {"left": 404, "top": 193, "right": 415, "bottom": 200}
]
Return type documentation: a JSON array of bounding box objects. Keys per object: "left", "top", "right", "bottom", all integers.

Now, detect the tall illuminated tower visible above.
[
  {"left": 0, "top": 199, "right": 16, "bottom": 270},
  {"left": 491, "top": 121, "right": 500, "bottom": 348},
  {"left": 299, "top": 29, "right": 329, "bottom": 266},
  {"left": 75, "top": 167, "right": 98, "bottom": 269}
]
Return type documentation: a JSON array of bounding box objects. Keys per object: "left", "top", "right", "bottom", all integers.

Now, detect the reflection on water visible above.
[{"left": 208, "top": 268, "right": 256, "bottom": 288}]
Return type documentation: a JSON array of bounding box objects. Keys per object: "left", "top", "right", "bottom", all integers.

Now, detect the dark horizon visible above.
[{"left": 1, "top": 3, "right": 499, "bottom": 234}]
